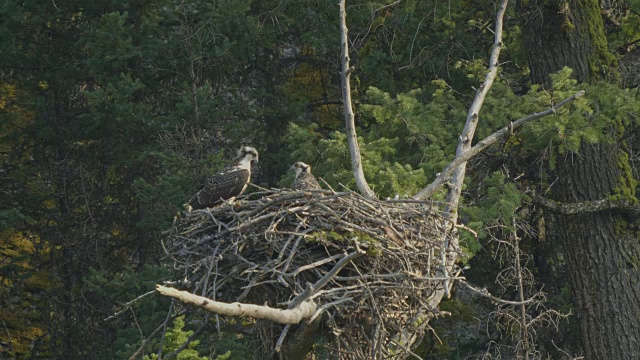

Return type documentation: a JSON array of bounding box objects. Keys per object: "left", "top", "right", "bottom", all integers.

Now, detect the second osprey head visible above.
[
  {"left": 290, "top": 161, "right": 321, "bottom": 190},
  {"left": 236, "top": 146, "right": 259, "bottom": 169},
  {"left": 290, "top": 161, "right": 311, "bottom": 176}
]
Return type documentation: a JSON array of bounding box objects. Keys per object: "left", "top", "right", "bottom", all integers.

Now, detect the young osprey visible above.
[
  {"left": 187, "top": 146, "right": 259, "bottom": 210},
  {"left": 290, "top": 161, "right": 321, "bottom": 190}
]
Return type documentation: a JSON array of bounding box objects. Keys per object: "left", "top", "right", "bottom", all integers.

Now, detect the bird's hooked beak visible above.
[{"left": 248, "top": 150, "right": 258, "bottom": 164}]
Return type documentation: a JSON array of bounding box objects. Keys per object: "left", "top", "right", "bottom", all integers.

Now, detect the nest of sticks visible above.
[{"left": 165, "top": 188, "right": 457, "bottom": 359}]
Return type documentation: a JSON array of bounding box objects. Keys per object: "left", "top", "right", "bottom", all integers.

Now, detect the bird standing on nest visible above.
[
  {"left": 290, "top": 161, "right": 321, "bottom": 190},
  {"left": 187, "top": 146, "right": 259, "bottom": 210}
]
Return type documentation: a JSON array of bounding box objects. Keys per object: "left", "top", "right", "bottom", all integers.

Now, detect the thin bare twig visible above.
[
  {"left": 289, "top": 249, "right": 365, "bottom": 308},
  {"left": 0, "top": 319, "right": 16, "bottom": 359},
  {"left": 460, "top": 281, "right": 538, "bottom": 306},
  {"left": 156, "top": 302, "right": 174, "bottom": 360},
  {"left": 105, "top": 290, "right": 157, "bottom": 321},
  {"left": 128, "top": 312, "right": 185, "bottom": 360}
]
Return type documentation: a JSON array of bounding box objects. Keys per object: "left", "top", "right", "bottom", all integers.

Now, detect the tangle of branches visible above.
[{"left": 163, "top": 188, "right": 460, "bottom": 358}]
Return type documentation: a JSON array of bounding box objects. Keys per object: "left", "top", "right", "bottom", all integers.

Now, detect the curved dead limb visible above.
[
  {"left": 413, "top": 90, "right": 586, "bottom": 201},
  {"left": 128, "top": 310, "right": 186, "bottom": 360},
  {"left": 339, "top": 0, "right": 376, "bottom": 200},
  {"left": 533, "top": 193, "right": 640, "bottom": 215},
  {"left": 279, "top": 317, "right": 324, "bottom": 359},
  {"left": 156, "top": 302, "right": 174, "bottom": 360},
  {"left": 163, "top": 317, "right": 210, "bottom": 360},
  {"left": 128, "top": 323, "right": 165, "bottom": 360},
  {"left": 0, "top": 319, "right": 15, "bottom": 359},
  {"left": 156, "top": 285, "right": 317, "bottom": 325}
]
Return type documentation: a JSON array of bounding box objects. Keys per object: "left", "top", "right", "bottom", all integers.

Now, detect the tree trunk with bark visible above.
[
  {"left": 521, "top": 0, "right": 640, "bottom": 358},
  {"left": 521, "top": 0, "right": 618, "bottom": 86},
  {"left": 551, "top": 144, "right": 640, "bottom": 359}
]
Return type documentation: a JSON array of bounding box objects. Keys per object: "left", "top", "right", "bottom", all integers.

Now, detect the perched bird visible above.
[
  {"left": 290, "top": 161, "right": 321, "bottom": 190},
  {"left": 187, "top": 146, "right": 259, "bottom": 210}
]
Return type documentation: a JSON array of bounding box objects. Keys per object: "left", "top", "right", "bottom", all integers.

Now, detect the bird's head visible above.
[
  {"left": 237, "top": 146, "right": 259, "bottom": 164},
  {"left": 290, "top": 161, "right": 311, "bottom": 177}
]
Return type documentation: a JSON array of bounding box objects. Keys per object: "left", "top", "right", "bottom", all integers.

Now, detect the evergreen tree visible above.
[{"left": 4, "top": 0, "right": 637, "bottom": 357}]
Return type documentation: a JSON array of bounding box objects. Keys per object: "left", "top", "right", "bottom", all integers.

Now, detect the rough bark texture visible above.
[
  {"left": 551, "top": 145, "right": 640, "bottom": 360},
  {"left": 522, "top": 1, "right": 640, "bottom": 358},
  {"left": 521, "top": 0, "right": 618, "bottom": 85}
]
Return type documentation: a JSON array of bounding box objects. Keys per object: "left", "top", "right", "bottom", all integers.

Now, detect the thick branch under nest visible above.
[{"left": 164, "top": 188, "right": 459, "bottom": 358}]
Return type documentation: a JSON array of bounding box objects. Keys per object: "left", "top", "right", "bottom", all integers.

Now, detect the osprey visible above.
[
  {"left": 290, "top": 161, "right": 321, "bottom": 190},
  {"left": 187, "top": 146, "right": 259, "bottom": 210}
]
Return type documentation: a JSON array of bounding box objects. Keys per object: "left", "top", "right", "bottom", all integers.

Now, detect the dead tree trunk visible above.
[{"left": 339, "top": 0, "right": 376, "bottom": 200}]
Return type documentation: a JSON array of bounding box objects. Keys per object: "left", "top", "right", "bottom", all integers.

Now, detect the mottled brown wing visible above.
[
  {"left": 188, "top": 168, "right": 250, "bottom": 210},
  {"left": 292, "top": 172, "right": 321, "bottom": 190}
]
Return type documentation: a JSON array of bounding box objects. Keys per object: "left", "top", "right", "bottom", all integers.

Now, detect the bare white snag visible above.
[
  {"left": 339, "top": 0, "right": 376, "bottom": 199},
  {"left": 156, "top": 285, "right": 317, "bottom": 325},
  {"left": 439, "top": 0, "right": 509, "bottom": 302},
  {"left": 396, "top": 0, "right": 510, "bottom": 324},
  {"left": 389, "top": 2, "right": 512, "bottom": 353},
  {"left": 445, "top": 0, "right": 509, "bottom": 217}
]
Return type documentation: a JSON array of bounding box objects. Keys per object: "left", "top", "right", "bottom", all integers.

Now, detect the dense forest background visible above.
[{"left": 2, "top": 0, "right": 640, "bottom": 358}]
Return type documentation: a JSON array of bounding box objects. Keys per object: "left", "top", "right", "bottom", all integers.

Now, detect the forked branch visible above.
[
  {"left": 443, "top": 0, "right": 509, "bottom": 216},
  {"left": 413, "top": 90, "right": 586, "bottom": 200}
]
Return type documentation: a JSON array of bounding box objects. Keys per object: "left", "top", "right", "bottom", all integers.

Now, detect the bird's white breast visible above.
[{"left": 235, "top": 157, "right": 253, "bottom": 171}]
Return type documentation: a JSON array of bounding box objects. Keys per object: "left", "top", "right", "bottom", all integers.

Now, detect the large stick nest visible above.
[{"left": 165, "top": 188, "right": 457, "bottom": 359}]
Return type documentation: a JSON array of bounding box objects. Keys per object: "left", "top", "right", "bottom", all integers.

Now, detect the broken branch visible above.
[{"left": 156, "top": 285, "right": 317, "bottom": 324}]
